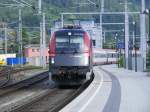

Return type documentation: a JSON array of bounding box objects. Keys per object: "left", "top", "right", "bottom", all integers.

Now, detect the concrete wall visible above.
[
  {"left": 26, "top": 57, "right": 49, "bottom": 66},
  {"left": 128, "top": 56, "right": 145, "bottom": 72}
]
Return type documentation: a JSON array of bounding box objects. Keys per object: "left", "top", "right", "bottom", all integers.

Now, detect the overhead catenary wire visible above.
[{"left": 87, "top": 0, "right": 97, "bottom": 6}]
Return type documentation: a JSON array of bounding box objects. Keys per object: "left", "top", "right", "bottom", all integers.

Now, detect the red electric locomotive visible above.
[{"left": 49, "top": 26, "right": 93, "bottom": 85}]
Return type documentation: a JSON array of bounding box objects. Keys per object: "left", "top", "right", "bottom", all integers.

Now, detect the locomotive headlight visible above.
[
  {"left": 68, "top": 32, "right": 72, "bottom": 36},
  {"left": 51, "top": 57, "right": 55, "bottom": 64},
  {"left": 85, "top": 57, "right": 88, "bottom": 65}
]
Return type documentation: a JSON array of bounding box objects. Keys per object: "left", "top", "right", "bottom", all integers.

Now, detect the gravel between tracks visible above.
[
  {"left": 13, "top": 89, "right": 76, "bottom": 112},
  {"left": 0, "top": 72, "right": 93, "bottom": 112},
  {"left": 5, "top": 69, "right": 47, "bottom": 86},
  {"left": 13, "top": 74, "right": 94, "bottom": 112},
  {"left": 0, "top": 71, "right": 49, "bottom": 97},
  {"left": 0, "top": 79, "right": 55, "bottom": 112}
]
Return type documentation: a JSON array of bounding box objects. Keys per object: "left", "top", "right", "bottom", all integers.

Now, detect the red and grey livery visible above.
[{"left": 49, "top": 26, "right": 93, "bottom": 85}]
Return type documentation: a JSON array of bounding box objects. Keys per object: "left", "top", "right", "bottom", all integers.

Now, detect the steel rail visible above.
[
  {"left": 0, "top": 71, "right": 48, "bottom": 96},
  {"left": 12, "top": 73, "right": 94, "bottom": 112}
]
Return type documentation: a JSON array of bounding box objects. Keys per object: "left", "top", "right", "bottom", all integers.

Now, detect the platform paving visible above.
[
  {"left": 60, "top": 65, "right": 150, "bottom": 112},
  {"left": 101, "top": 65, "right": 150, "bottom": 112}
]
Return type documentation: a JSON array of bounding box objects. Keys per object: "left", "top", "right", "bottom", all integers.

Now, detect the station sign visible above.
[{"left": 117, "top": 42, "right": 125, "bottom": 49}]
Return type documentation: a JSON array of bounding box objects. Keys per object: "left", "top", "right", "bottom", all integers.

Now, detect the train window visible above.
[
  {"left": 56, "top": 34, "right": 84, "bottom": 52},
  {"left": 56, "top": 36, "right": 69, "bottom": 48},
  {"left": 92, "top": 40, "right": 96, "bottom": 47},
  {"left": 70, "top": 36, "right": 84, "bottom": 49},
  {"left": 94, "top": 53, "right": 107, "bottom": 58},
  {"left": 106, "top": 53, "right": 117, "bottom": 58},
  {"left": 32, "top": 49, "right": 35, "bottom": 52},
  {"left": 0, "top": 49, "right": 4, "bottom": 54},
  {"left": 107, "top": 53, "right": 111, "bottom": 58}
]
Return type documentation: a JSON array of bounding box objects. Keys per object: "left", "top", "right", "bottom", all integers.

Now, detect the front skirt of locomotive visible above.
[
  {"left": 50, "top": 66, "right": 90, "bottom": 85},
  {"left": 49, "top": 54, "right": 92, "bottom": 85}
]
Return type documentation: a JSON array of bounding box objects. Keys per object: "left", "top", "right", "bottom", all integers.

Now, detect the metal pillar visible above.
[
  {"left": 103, "top": 31, "right": 106, "bottom": 43},
  {"left": 115, "top": 33, "right": 119, "bottom": 67},
  {"left": 38, "top": 0, "right": 41, "bottom": 14},
  {"left": 99, "top": 0, "right": 104, "bottom": 49},
  {"left": 42, "top": 13, "right": 46, "bottom": 69},
  {"left": 140, "top": 0, "right": 146, "bottom": 71},
  {"left": 40, "top": 13, "right": 46, "bottom": 68},
  {"left": 4, "top": 27, "right": 7, "bottom": 54},
  {"left": 123, "top": 28, "right": 126, "bottom": 68},
  {"left": 39, "top": 0, "right": 46, "bottom": 68},
  {"left": 39, "top": 0, "right": 42, "bottom": 67},
  {"left": 149, "top": 10, "right": 150, "bottom": 41},
  {"left": 133, "top": 22, "right": 137, "bottom": 72},
  {"left": 18, "top": 7, "right": 23, "bottom": 66},
  {"left": 61, "top": 14, "right": 64, "bottom": 27},
  {"left": 147, "top": 9, "right": 150, "bottom": 74},
  {"left": 40, "top": 22, "right": 43, "bottom": 67},
  {"left": 124, "top": 0, "right": 129, "bottom": 69},
  {"left": 149, "top": 10, "right": 150, "bottom": 40}
]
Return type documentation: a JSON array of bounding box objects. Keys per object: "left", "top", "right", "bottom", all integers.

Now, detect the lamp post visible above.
[
  {"left": 146, "top": 9, "right": 150, "bottom": 75},
  {"left": 4, "top": 26, "right": 7, "bottom": 54},
  {"left": 38, "top": 0, "right": 46, "bottom": 69},
  {"left": 147, "top": 38, "right": 150, "bottom": 75},
  {"left": 133, "top": 21, "right": 137, "bottom": 72},
  {"left": 120, "top": 0, "right": 130, "bottom": 69},
  {"left": 18, "top": 6, "right": 23, "bottom": 66},
  {"left": 122, "top": 28, "right": 126, "bottom": 68},
  {"left": 99, "top": 0, "right": 104, "bottom": 49},
  {"left": 115, "top": 33, "right": 119, "bottom": 67},
  {"left": 10, "top": 44, "right": 14, "bottom": 67}
]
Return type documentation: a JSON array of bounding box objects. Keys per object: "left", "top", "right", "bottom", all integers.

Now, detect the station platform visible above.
[{"left": 60, "top": 65, "right": 150, "bottom": 112}]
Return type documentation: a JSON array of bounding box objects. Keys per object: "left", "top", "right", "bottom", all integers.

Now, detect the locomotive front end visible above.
[{"left": 49, "top": 27, "right": 92, "bottom": 85}]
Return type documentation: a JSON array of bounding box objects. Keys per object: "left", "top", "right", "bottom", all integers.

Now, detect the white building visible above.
[{"left": 79, "top": 20, "right": 101, "bottom": 48}]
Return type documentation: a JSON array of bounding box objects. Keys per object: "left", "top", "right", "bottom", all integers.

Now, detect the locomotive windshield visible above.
[{"left": 55, "top": 31, "right": 84, "bottom": 53}]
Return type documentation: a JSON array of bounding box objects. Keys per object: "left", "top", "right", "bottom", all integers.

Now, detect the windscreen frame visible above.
[{"left": 55, "top": 30, "right": 85, "bottom": 53}]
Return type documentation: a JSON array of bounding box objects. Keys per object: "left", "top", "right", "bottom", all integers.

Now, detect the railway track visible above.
[
  {"left": 0, "top": 70, "right": 50, "bottom": 112},
  {"left": 0, "top": 66, "right": 45, "bottom": 88},
  {"left": 0, "top": 66, "right": 12, "bottom": 87},
  {"left": 11, "top": 74, "right": 94, "bottom": 112},
  {"left": 0, "top": 71, "right": 49, "bottom": 97},
  {"left": 0, "top": 78, "right": 51, "bottom": 112}
]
